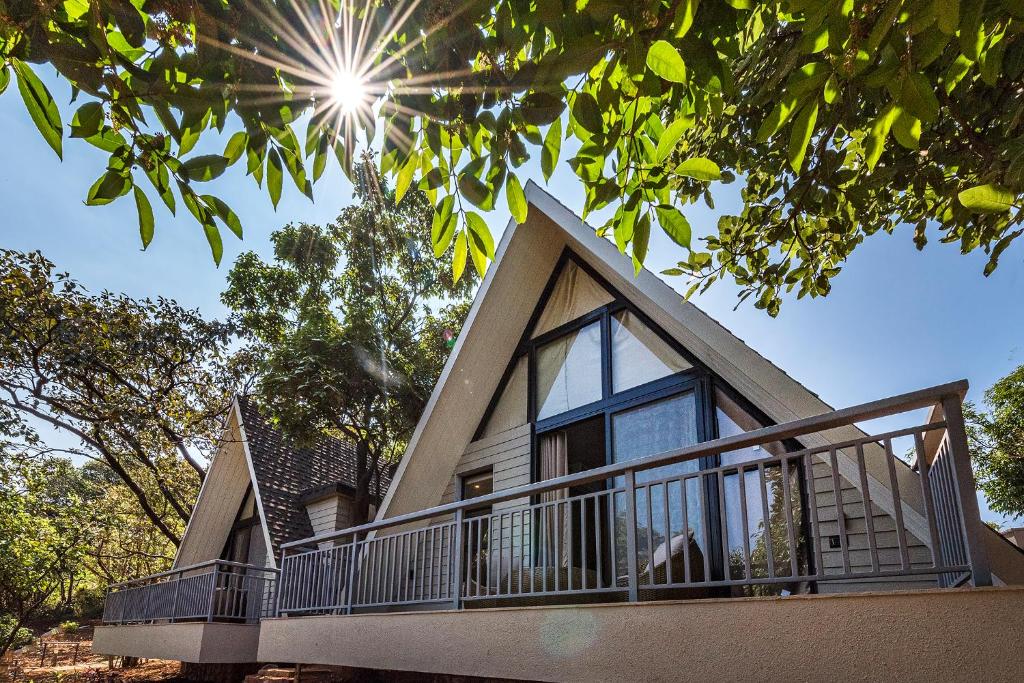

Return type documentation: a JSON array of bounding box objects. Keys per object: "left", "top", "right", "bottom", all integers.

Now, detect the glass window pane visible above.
[
  {"left": 536, "top": 322, "right": 603, "bottom": 420},
  {"left": 532, "top": 260, "right": 614, "bottom": 338},
  {"left": 611, "top": 310, "right": 692, "bottom": 393},
  {"left": 715, "top": 387, "right": 786, "bottom": 466},
  {"left": 610, "top": 392, "right": 702, "bottom": 578},
  {"left": 482, "top": 356, "right": 528, "bottom": 437}
]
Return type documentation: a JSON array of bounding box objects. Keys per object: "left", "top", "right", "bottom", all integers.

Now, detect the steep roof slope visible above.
[{"left": 238, "top": 398, "right": 390, "bottom": 556}]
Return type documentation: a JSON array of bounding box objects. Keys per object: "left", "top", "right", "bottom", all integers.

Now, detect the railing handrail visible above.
[
  {"left": 108, "top": 559, "right": 279, "bottom": 590},
  {"left": 282, "top": 379, "right": 969, "bottom": 551}
]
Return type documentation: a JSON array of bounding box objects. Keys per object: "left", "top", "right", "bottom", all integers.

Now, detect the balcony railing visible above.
[
  {"left": 275, "top": 381, "right": 991, "bottom": 616},
  {"left": 102, "top": 560, "right": 278, "bottom": 625}
]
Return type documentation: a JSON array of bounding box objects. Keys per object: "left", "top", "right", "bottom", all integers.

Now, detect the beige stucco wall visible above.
[
  {"left": 93, "top": 623, "right": 261, "bottom": 663},
  {"left": 259, "top": 587, "right": 1024, "bottom": 681}
]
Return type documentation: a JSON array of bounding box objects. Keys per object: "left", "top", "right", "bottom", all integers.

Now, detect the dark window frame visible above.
[
  {"left": 472, "top": 247, "right": 814, "bottom": 585},
  {"left": 220, "top": 484, "right": 262, "bottom": 564}
]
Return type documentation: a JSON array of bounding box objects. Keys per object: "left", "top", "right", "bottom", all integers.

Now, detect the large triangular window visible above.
[{"left": 531, "top": 260, "right": 614, "bottom": 338}]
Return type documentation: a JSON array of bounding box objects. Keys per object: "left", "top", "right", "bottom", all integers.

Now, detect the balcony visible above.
[
  {"left": 254, "top": 382, "right": 1024, "bottom": 679},
  {"left": 274, "top": 382, "right": 991, "bottom": 617},
  {"left": 94, "top": 561, "right": 276, "bottom": 664}
]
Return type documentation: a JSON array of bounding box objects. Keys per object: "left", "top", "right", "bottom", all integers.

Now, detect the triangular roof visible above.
[
  {"left": 376, "top": 181, "right": 1023, "bottom": 584},
  {"left": 174, "top": 398, "right": 389, "bottom": 568}
]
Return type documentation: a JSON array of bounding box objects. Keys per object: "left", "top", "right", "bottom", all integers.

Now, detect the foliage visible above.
[
  {"left": 0, "top": 453, "right": 90, "bottom": 655},
  {"left": 59, "top": 620, "right": 79, "bottom": 634},
  {"left": 0, "top": 249, "right": 241, "bottom": 545},
  {"left": 965, "top": 364, "right": 1024, "bottom": 520},
  {"left": 223, "top": 171, "right": 475, "bottom": 522},
  {"left": 0, "top": 615, "right": 32, "bottom": 652},
  {"left": 4, "top": 2, "right": 1022, "bottom": 311}
]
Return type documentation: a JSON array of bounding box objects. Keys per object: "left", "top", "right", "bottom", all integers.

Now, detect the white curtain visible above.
[{"left": 539, "top": 431, "right": 569, "bottom": 568}]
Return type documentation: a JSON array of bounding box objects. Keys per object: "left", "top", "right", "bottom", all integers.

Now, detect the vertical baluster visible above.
[
  {"left": 566, "top": 500, "right": 574, "bottom": 591},
  {"left": 739, "top": 468, "right": 751, "bottom": 581},
  {"left": 581, "top": 497, "right": 589, "bottom": 589},
  {"left": 855, "top": 443, "right": 880, "bottom": 573},
  {"left": 781, "top": 456, "right": 799, "bottom": 577},
  {"left": 661, "top": 482, "right": 672, "bottom": 585},
  {"left": 623, "top": 470, "right": 639, "bottom": 602},
  {"left": 680, "top": 478, "right": 691, "bottom": 584},
  {"left": 644, "top": 485, "right": 655, "bottom": 585},
  {"left": 594, "top": 494, "right": 604, "bottom": 589},
  {"left": 699, "top": 473, "right": 712, "bottom": 582},
  {"left": 914, "top": 432, "right": 944, "bottom": 569},
  {"left": 803, "top": 453, "right": 824, "bottom": 580},
  {"left": 827, "top": 449, "right": 850, "bottom": 575},
  {"left": 718, "top": 472, "right": 731, "bottom": 581}
]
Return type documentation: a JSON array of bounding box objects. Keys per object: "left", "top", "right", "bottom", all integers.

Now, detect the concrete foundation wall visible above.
[
  {"left": 93, "top": 623, "right": 261, "bottom": 663},
  {"left": 258, "top": 587, "right": 1024, "bottom": 682}
]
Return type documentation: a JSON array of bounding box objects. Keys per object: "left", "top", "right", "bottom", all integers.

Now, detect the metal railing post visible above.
[
  {"left": 940, "top": 394, "right": 993, "bottom": 587},
  {"left": 274, "top": 549, "right": 287, "bottom": 617},
  {"left": 451, "top": 509, "right": 465, "bottom": 610},
  {"left": 345, "top": 535, "right": 360, "bottom": 615},
  {"left": 206, "top": 563, "right": 219, "bottom": 622},
  {"left": 170, "top": 570, "right": 180, "bottom": 623},
  {"left": 623, "top": 469, "right": 639, "bottom": 603}
]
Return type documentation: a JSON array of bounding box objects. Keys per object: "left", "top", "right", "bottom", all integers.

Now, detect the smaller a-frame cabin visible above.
[{"left": 94, "top": 397, "right": 387, "bottom": 677}]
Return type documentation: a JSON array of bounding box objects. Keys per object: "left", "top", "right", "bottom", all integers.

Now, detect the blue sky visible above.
[{"left": 2, "top": 68, "right": 1022, "bottom": 527}]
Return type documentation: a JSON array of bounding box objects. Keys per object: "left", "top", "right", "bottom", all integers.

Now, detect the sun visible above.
[{"left": 330, "top": 69, "right": 367, "bottom": 115}]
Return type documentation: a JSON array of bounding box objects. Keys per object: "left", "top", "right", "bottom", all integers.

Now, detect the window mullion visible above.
[{"left": 600, "top": 310, "right": 612, "bottom": 400}]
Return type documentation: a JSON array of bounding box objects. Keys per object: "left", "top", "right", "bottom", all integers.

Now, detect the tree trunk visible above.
[{"left": 352, "top": 439, "right": 372, "bottom": 525}]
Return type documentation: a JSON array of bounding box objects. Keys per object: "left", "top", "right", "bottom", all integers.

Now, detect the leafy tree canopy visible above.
[
  {"left": 3, "top": 1, "right": 1022, "bottom": 312},
  {"left": 0, "top": 249, "right": 241, "bottom": 545},
  {"left": 223, "top": 171, "right": 475, "bottom": 522},
  {"left": 966, "top": 364, "right": 1024, "bottom": 520}
]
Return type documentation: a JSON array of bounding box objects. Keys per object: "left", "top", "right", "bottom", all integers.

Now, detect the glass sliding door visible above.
[{"left": 609, "top": 391, "right": 709, "bottom": 586}]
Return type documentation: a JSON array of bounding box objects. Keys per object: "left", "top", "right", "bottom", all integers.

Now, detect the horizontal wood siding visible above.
[{"left": 810, "top": 448, "right": 937, "bottom": 593}]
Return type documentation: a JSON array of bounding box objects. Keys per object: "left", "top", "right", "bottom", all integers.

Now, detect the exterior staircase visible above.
[{"left": 245, "top": 664, "right": 350, "bottom": 683}]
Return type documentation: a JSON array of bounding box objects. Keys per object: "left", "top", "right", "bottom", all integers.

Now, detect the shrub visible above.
[
  {"left": 59, "top": 620, "right": 79, "bottom": 634},
  {"left": 0, "top": 615, "right": 33, "bottom": 651}
]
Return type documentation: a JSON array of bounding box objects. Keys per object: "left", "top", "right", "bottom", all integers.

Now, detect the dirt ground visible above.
[{"left": 8, "top": 642, "right": 187, "bottom": 682}]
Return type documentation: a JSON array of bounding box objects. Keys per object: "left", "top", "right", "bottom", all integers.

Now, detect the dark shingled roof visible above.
[{"left": 236, "top": 398, "right": 390, "bottom": 556}]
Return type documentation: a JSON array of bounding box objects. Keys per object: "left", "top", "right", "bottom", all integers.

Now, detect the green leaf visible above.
[
  {"left": 520, "top": 92, "right": 565, "bottom": 126},
  {"left": 86, "top": 171, "right": 131, "bottom": 205},
  {"left": 646, "top": 41, "right": 688, "bottom": 83},
  {"left": 452, "top": 230, "right": 468, "bottom": 282},
  {"left": 788, "top": 100, "right": 819, "bottom": 172},
  {"left": 466, "top": 210, "right": 495, "bottom": 259},
  {"left": 892, "top": 109, "right": 922, "bottom": 150},
  {"left": 133, "top": 186, "right": 154, "bottom": 249},
  {"left": 655, "top": 205, "right": 691, "bottom": 248},
  {"left": 431, "top": 195, "right": 456, "bottom": 257},
  {"left": 267, "top": 149, "right": 283, "bottom": 209},
  {"left": 223, "top": 132, "right": 248, "bottom": 165},
  {"left": 823, "top": 75, "right": 839, "bottom": 104},
  {"left": 865, "top": 103, "right": 898, "bottom": 170},
  {"left": 12, "top": 60, "right": 62, "bottom": 159},
  {"left": 899, "top": 72, "right": 939, "bottom": 124},
  {"left": 632, "top": 213, "right": 651, "bottom": 274},
  {"left": 70, "top": 102, "right": 104, "bottom": 139},
  {"left": 756, "top": 95, "right": 799, "bottom": 142},
  {"left": 674, "top": 157, "right": 721, "bottom": 181},
  {"left": 542, "top": 119, "right": 562, "bottom": 181},
  {"left": 938, "top": 0, "right": 959, "bottom": 33},
  {"left": 656, "top": 116, "right": 693, "bottom": 164},
  {"left": 572, "top": 92, "right": 603, "bottom": 134},
  {"left": 958, "top": 184, "right": 1017, "bottom": 213},
  {"left": 0, "top": 65, "right": 9, "bottom": 95},
  {"left": 202, "top": 195, "right": 243, "bottom": 239},
  {"left": 506, "top": 174, "right": 528, "bottom": 224},
  {"left": 395, "top": 152, "right": 418, "bottom": 203},
  {"left": 181, "top": 155, "right": 229, "bottom": 182},
  {"left": 458, "top": 171, "right": 494, "bottom": 210},
  {"left": 204, "top": 223, "right": 223, "bottom": 266}
]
